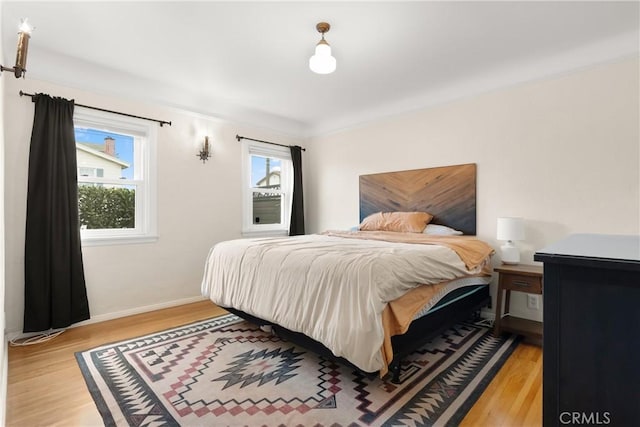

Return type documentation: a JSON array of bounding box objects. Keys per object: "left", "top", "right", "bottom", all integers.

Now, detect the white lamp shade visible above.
[
  {"left": 497, "top": 217, "right": 525, "bottom": 241},
  {"left": 309, "top": 43, "right": 336, "bottom": 74}
]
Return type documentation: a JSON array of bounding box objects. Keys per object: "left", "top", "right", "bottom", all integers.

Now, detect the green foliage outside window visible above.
[{"left": 78, "top": 185, "right": 135, "bottom": 229}]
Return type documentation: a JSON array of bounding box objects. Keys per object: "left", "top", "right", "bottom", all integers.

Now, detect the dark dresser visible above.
[{"left": 534, "top": 234, "right": 640, "bottom": 427}]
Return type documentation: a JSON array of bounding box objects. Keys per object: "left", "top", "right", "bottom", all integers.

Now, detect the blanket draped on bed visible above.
[{"left": 201, "top": 232, "right": 493, "bottom": 375}]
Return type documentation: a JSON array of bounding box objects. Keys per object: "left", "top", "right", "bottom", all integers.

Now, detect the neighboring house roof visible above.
[
  {"left": 256, "top": 170, "right": 280, "bottom": 187},
  {"left": 76, "top": 142, "right": 130, "bottom": 169}
]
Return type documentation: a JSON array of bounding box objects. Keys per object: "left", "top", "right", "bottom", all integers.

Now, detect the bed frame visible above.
[{"left": 224, "top": 163, "right": 490, "bottom": 383}]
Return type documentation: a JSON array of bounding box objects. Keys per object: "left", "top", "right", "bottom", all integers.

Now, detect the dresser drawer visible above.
[{"left": 501, "top": 273, "right": 542, "bottom": 294}]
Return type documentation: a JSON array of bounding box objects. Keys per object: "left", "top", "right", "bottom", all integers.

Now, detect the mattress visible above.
[{"left": 413, "top": 276, "right": 491, "bottom": 320}]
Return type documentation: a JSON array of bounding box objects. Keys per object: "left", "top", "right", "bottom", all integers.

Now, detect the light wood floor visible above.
[{"left": 7, "top": 300, "right": 542, "bottom": 426}]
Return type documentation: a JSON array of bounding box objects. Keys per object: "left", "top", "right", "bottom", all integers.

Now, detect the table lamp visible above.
[{"left": 497, "top": 217, "right": 525, "bottom": 264}]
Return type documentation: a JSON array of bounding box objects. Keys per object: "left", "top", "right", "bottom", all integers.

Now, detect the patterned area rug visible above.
[{"left": 76, "top": 314, "right": 518, "bottom": 426}]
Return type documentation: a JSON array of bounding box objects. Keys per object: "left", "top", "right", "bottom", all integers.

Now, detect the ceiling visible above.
[{"left": 2, "top": 1, "right": 638, "bottom": 138}]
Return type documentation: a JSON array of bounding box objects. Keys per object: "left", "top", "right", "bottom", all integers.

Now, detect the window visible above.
[
  {"left": 74, "top": 107, "right": 157, "bottom": 245},
  {"left": 242, "top": 141, "right": 292, "bottom": 236},
  {"left": 78, "top": 167, "right": 104, "bottom": 178}
]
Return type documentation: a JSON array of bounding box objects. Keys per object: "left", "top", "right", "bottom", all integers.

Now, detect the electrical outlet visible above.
[{"left": 527, "top": 294, "right": 540, "bottom": 310}]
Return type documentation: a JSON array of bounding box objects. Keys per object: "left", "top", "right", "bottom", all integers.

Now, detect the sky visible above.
[{"left": 74, "top": 127, "right": 134, "bottom": 179}]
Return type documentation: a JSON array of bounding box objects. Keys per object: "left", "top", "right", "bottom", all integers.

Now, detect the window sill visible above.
[{"left": 81, "top": 234, "right": 159, "bottom": 247}]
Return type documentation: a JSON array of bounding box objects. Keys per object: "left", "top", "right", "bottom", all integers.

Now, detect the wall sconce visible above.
[
  {"left": 1, "top": 19, "right": 33, "bottom": 78},
  {"left": 197, "top": 136, "right": 211, "bottom": 163}
]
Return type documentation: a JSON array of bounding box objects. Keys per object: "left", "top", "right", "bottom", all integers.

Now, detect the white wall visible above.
[
  {"left": 305, "top": 58, "right": 640, "bottom": 322},
  {"left": 3, "top": 77, "right": 300, "bottom": 333}
]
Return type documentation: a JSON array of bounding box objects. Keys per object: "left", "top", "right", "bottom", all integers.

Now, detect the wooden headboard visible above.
[{"left": 359, "top": 163, "right": 477, "bottom": 235}]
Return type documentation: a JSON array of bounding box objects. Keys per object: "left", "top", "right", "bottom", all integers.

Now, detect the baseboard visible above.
[
  {"left": 6, "top": 296, "right": 208, "bottom": 341},
  {"left": 0, "top": 339, "right": 6, "bottom": 427}
]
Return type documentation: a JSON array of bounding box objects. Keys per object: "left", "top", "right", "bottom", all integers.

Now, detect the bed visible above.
[{"left": 201, "top": 163, "right": 493, "bottom": 383}]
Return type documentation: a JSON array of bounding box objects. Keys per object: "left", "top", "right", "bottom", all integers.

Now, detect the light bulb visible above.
[
  {"left": 309, "top": 40, "right": 336, "bottom": 74},
  {"left": 19, "top": 18, "right": 32, "bottom": 35}
]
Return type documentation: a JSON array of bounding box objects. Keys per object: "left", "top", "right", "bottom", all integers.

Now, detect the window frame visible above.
[
  {"left": 74, "top": 107, "right": 158, "bottom": 246},
  {"left": 241, "top": 140, "right": 292, "bottom": 237}
]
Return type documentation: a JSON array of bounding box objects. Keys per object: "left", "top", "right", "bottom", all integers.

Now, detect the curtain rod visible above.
[
  {"left": 236, "top": 134, "right": 306, "bottom": 151},
  {"left": 19, "top": 91, "right": 172, "bottom": 127}
]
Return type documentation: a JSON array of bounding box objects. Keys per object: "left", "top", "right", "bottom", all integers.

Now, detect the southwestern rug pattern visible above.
[{"left": 76, "top": 314, "right": 518, "bottom": 426}]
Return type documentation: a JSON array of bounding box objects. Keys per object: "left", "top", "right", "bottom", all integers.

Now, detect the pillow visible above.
[
  {"left": 422, "top": 224, "right": 464, "bottom": 236},
  {"left": 359, "top": 211, "right": 433, "bottom": 233}
]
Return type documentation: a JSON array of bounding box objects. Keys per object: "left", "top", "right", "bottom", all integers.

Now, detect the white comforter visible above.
[{"left": 201, "top": 233, "right": 483, "bottom": 372}]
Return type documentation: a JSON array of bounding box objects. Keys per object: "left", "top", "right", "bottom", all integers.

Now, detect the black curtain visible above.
[
  {"left": 289, "top": 145, "right": 305, "bottom": 236},
  {"left": 23, "top": 94, "right": 90, "bottom": 332}
]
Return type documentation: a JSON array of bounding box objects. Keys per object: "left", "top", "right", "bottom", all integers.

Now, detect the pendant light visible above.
[{"left": 309, "top": 22, "right": 336, "bottom": 74}]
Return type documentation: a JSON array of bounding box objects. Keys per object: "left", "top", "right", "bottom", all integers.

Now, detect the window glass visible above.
[
  {"left": 78, "top": 183, "right": 136, "bottom": 230},
  {"left": 75, "top": 128, "right": 136, "bottom": 231},
  {"left": 251, "top": 155, "right": 282, "bottom": 189},
  {"left": 252, "top": 191, "right": 282, "bottom": 225},
  {"left": 75, "top": 128, "right": 135, "bottom": 179}
]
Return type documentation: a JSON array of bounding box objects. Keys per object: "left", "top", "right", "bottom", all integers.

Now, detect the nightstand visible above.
[{"left": 493, "top": 264, "right": 543, "bottom": 341}]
